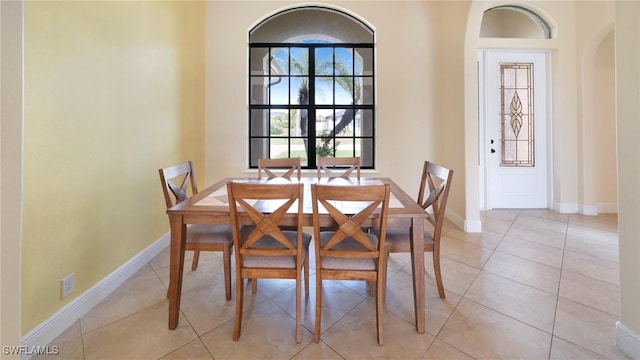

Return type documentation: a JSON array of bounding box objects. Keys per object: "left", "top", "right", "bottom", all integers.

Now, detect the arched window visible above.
[
  {"left": 481, "top": 6, "right": 552, "bottom": 39},
  {"left": 248, "top": 6, "right": 375, "bottom": 169}
]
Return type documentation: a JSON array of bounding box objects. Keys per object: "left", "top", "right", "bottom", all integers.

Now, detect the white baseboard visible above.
[
  {"left": 464, "top": 219, "right": 482, "bottom": 233},
  {"left": 555, "top": 202, "right": 618, "bottom": 216},
  {"left": 553, "top": 202, "right": 580, "bottom": 214},
  {"left": 616, "top": 321, "right": 640, "bottom": 359},
  {"left": 596, "top": 202, "right": 618, "bottom": 214},
  {"left": 445, "top": 209, "right": 481, "bottom": 233},
  {"left": 582, "top": 204, "right": 600, "bottom": 216},
  {"left": 20, "top": 233, "right": 170, "bottom": 359},
  {"left": 582, "top": 204, "right": 619, "bottom": 216}
]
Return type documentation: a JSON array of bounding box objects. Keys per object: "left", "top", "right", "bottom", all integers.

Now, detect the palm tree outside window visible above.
[{"left": 248, "top": 7, "right": 375, "bottom": 169}]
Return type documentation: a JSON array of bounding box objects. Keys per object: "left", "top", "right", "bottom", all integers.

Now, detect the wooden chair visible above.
[
  {"left": 381, "top": 161, "right": 453, "bottom": 299},
  {"left": 317, "top": 156, "right": 360, "bottom": 179},
  {"left": 258, "top": 157, "right": 301, "bottom": 179},
  {"left": 226, "top": 181, "right": 311, "bottom": 343},
  {"left": 254, "top": 157, "right": 302, "bottom": 292},
  {"left": 159, "top": 161, "right": 233, "bottom": 300},
  {"left": 311, "top": 183, "right": 391, "bottom": 345}
]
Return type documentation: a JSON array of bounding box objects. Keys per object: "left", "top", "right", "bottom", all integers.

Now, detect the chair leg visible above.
[
  {"left": 314, "top": 273, "right": 322, "bottom": 343},
  {"left": 381, "top": 249, "right": 389, "bottom": 302},
  {"left": 191, "top": 250, "right": 200, "bottom": 270},
  {"left": 233, "top": 271, "right": 244, "bottom": 341},
  {"left": 223, "top": 245, "right": 232, "bottom": 301},
  {"left": 433, "top": 249, "right": 445, "bottom": 299},
  {"left": 251, "top": 278, "right": 258, "bottom": 293},
  {"left": 304, "top": 256, "right": 310, "bottom": 296},
  {"left": 376, "top": 275, "right": 385, "bottom": 346},
  {"left": 296, "top": 276, "right": 302, "bottom": 344}
]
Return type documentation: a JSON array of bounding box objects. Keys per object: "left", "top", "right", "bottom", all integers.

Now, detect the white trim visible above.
[
  {"left": 464, "top": 219, "right": 482, "bottom": 233},
  {"left": 444, "top": 209, "right": 482, "bottom": 233},
  {"left": 616, "top": 321, "right": 640, "bottom": 360},
  {"left": 553, "top": 201, "right": 580, "bottom": 214},
  {"left": 597, "top": 202, "right": 618, "bottom": 214},
  {"left": 581, "top": 204, "right": 619, "bottom": 216},
  {"left": 582, "top": 204, "right": 599, "bottom": 216},
  {"left": 478, "top": 50, "right": 487, "bottom": 211},
  {"left": 561, "top": 203, "right": 618, "bottom": 216},
  {"left": 20, "top": 234, "right": 170, "bottom": 359},
  {"left": 444, "top": 209, "right": 481, "bottom": 233}
]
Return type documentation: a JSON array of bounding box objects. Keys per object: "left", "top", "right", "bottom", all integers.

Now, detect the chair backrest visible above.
[
  {"left": 227, "top": 182, "right": 304, "bottom": 259},
  {"left": 311, "top": 183, "right": 390, "bottom": 264},
  {"left": 317, "top": 156, "right": 361, "bottom": 179},
  {"left": 159, "top": 161, "right": 198, "bottom": 209},
  {"left": 417, "top": 161, "right": 453, "bottom": 238},
  {"left": 258, "top": 157, "right": 301, "bottom": 180}
]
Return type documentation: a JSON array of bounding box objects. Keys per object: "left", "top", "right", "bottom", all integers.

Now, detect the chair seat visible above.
[
  {"left": 227, "top": 181, "right": 309, "bottom": 343},
  {"left": 159, "top": 161, "right": 234, "bottom": 301},
  {"left": 380, "top": 161, "right": 453, "bottom": 301},
  {"left": 186, "top": 224, "right": 233, "bottom": 245},
  {"left": 318, "top": 231, "right": 379, "bottom": 270},
  {"left": 379, "top": 226, "right": 434, "bottom": 249},
  {"left": 241, "top": 231, "right": 311, "bottom": 268},
  {"left": 311, "top": 183, "right": 390, "bottom": 345}
]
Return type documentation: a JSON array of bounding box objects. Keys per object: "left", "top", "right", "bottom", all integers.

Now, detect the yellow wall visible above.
[{"left": 22, "top": 1, "right": 205, "bottom": 333}]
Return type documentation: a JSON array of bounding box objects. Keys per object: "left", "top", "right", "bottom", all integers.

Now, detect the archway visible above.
[{"left": 580, "top": 26, "right": 617, "bottom": 215}]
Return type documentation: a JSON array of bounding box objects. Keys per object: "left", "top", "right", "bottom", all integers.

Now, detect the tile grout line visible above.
[{"left": 546, "top": 212, "right": 570, "bottom": 359}]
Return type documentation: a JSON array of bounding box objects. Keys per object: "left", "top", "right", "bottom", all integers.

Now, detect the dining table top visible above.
[{"left": 168, "top": 176, "right": 426, "bottom": 220}]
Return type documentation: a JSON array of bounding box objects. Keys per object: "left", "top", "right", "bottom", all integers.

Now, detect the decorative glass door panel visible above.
[{"left": 500, "top": 63, "right": 534, "bottom": 167}]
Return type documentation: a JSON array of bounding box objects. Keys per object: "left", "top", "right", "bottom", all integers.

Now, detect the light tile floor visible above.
[{"left": 38, "top": 210, "right": 631, "bottom": 359}]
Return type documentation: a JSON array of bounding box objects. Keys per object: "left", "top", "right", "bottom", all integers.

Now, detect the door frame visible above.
[{"left": 478, "top": 49, "right": 552, "bottom": 210}]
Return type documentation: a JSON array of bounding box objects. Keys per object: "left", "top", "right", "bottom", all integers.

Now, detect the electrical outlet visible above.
[{"left": 61, "top": 273, "right": 74, "bottom": 299}]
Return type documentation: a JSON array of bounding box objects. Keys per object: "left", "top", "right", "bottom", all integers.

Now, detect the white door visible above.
[{"left": 480, "top": 50, "right": 549, "bottom": 209}]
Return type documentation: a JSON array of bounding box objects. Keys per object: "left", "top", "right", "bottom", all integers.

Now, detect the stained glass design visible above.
[{"left": 500, "top": 63, "right": 534, "bottom": 167}]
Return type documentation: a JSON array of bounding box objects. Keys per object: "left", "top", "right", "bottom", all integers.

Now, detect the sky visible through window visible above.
[{"left": 268, "top": 44, "right": 361, "bottom": 106}]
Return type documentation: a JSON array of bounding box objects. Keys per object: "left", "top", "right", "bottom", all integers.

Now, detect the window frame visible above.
[{"left": 248, "top": 12, "right": 375, "bottom": 170}]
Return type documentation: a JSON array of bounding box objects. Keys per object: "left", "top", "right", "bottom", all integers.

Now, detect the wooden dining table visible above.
[{"left": 166, "top": 176, "right": 429, "bottom": 333}]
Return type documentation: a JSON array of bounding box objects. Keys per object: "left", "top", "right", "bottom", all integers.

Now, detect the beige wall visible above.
[
  {"left": 21, "top": 1, "right": 206, "bottom": 333},
  {"left": 615, "top": 0, "right": 640, "bottom": 342},
  {"left": 204, "top": 0, "right": 621, "bottom": 225},
  {"left": 466, "top": 1, "right": 617, "bottom": 220},
  {"left": 576, "top": 1, "right": 616, "bottom": 213},
  {"left": 205, "top": 1, "right": 469, "bottom": 224}
]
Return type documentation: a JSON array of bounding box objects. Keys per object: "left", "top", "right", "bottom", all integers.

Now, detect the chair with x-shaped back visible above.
[
  {"left": 227, "top": 181, "right": 311, "bottom": 343},
  {"left": 311, "top": 183, "right": 390, "bottom": 345},
  {"left": 253, "top": 157, "right": 302, "bottom": 293},
  {"left": 317, "top": 156, "right": 360, "bottom": 179},
  {"left": 159, "top": 161, "right": 233, "bottom": 300},
  {"left": 380, "top": 161, "right": 453, "bottom": 300},
  {"left": 258, "top": 157, "right": 301, "bottom": 180}
]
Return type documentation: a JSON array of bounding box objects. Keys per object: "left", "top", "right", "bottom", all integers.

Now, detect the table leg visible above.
[
  {"left": 168, "top": 215, "right": 187, "bottom": 329},
  {"left": 411, "top": 216, "right": 425, "bottom": 333}
]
